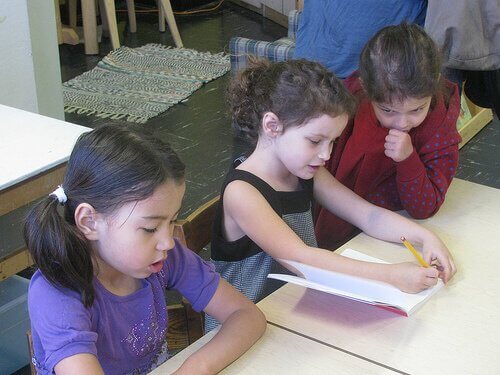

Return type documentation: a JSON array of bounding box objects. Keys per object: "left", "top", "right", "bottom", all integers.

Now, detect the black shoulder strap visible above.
[
  {"left": 221, "top": 169, "right": 283, "bottom": 214},
  {"left": 212, "top": 169, "right": 283, "bottom": 238}
]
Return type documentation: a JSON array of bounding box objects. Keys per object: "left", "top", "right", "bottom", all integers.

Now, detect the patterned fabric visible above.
[
  {"left": 287, "top": 10, "right": 302, "bottom": 39},
  {"left": 205, "top": 168, "right": 316, "bottom": 332},
  {"left": 63, "top": 44, "right": 230, "bottom": 123},
  {"left": 229, "top": 10, "right": 302, "bottom": 73},
  {"left": 229, "top": 37, "right": 296, "bottom": 74}
]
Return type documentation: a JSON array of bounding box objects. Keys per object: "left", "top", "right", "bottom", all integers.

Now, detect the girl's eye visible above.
[
  {"left": 381, "top": 108, "right": 392, "bottom": 113},
  {"left": 142, "top": 228, "right": 157, "bottom": 234},
  {"left": 309, "top": 139, "right": 320, "bottom": 145},
  {"left": 413, "top": 107, "right": 424, "bottom": 112}
]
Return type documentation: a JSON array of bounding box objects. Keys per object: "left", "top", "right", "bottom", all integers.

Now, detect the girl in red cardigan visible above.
[{"left": 315, "top": 23, "right": 461, "bottom": 250}]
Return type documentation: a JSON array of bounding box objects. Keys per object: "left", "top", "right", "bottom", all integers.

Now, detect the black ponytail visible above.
[
  {"left": 23, "top": 124, "right": 185, "bottom": 308},
  {"left": 24, "top": 197, "right": 95, "bottom": 307}
]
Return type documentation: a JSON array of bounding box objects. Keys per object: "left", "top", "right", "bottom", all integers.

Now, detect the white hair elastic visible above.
[{"left": 50, "top": 185, "right": 67, "bottom": 204}]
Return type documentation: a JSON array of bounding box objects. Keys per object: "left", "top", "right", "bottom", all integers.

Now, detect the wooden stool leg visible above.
[
  {"left": 27, "top": 330, "right": 35, "bottom": 375},
  {"left": 100, "top": 0, "right": 120, "bottom": 50},
  {"left": 126, "top": 0, "right": 137, "bottom": 33},
  {"left": 99, "top": 0, "right": 109, "bottom": 36},
  {"left": 158, "top": 0, "right": 166, "bottom": 32},
  {"left": 68, "top": 0, "right": 77, "bottom": 29},
  {"left": 81, "top": 0, "right": 99, "bottom": 54},
  {"left": 158, "top": 0, "right": 183, "bottom": 48}
]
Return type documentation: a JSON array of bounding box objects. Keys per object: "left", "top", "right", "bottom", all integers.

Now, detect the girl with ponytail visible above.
[{"left": 24, "top": 123, "right": 265, "bottom": 374}]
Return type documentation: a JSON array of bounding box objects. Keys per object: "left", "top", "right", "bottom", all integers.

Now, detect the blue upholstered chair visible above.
[{"left": 228, "top": 10, "right": 301, "bottom": 74}]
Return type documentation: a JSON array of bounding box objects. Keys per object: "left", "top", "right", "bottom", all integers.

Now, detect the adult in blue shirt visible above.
[{"left": 294, "top": 0, "right": 427, "bottom": 78}]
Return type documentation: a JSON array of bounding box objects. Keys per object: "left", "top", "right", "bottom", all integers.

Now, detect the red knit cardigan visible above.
[{"left": 315, "top": 72, "right": 461, "bottom": 249}]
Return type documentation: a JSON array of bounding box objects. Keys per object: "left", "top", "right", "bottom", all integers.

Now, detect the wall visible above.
[{"left": 0, "top": 0, "right": 64, "bottom": 120}]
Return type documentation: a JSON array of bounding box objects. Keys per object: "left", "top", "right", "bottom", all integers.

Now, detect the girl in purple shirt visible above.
[{"left": 24, "top": 124, "right": 265, "bottom": 374}]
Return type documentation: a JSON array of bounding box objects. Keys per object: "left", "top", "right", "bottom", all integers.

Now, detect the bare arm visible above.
[
  {"left": 314, "top": 167, "right": 456, "bottom": 282},
  {"left": 55, "top": 353, "right": 104, "bottom": 375},
  {"left": 173, "top": 280, "right": 266, "bottom": 374},
  {"left": 223, "top": 180, "right": 441, "bottom": 293}
]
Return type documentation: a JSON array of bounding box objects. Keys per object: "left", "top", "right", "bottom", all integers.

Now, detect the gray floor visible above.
[{"left": 456, "top": 115, "right": 500, "bottom": 188}]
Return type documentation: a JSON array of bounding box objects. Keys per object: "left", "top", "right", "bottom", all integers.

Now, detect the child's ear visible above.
[
  {"left": 74, "top": 203, "right": 100, "bottom": 240},
  {"left": 262, "top": 112, "right": 283, "bottom": 137}
]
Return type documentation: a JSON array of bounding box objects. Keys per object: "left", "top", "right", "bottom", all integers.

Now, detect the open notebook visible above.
[{"left": 268, "top": 248, "right": 444, "bottom": 316}]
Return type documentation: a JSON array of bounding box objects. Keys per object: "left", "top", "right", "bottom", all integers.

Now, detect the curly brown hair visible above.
[{"left": 229, "top": 57, "right": 355, "bottom": 143}]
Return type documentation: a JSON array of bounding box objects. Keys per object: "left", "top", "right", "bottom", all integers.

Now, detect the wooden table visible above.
[
  {"left": 152, "top": 178, "right": 500, "bottom": 374},
  {"left": 258, "top": 178, "right": 500, "bottom": 375},
  {"left": 151, "top": 324, "right": 400, "bottom": 374},
  {"left": 0, "top": 104, "right": 90, "bottom": 279}
]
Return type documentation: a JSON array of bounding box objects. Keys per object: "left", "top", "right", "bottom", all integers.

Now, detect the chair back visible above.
[
  {"left": 173, "top": 196, "right": 219, "bottom": 253},
  {"left": 167, "top": 196, "right": 219, "bottom": 352}
]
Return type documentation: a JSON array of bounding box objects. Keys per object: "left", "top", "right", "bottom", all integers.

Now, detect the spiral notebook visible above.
[{"left": 268, "top": 248, "right": 444, "bottom": 316}]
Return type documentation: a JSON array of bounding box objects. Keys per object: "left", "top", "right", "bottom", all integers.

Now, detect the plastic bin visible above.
[{"left": 0, "top": 275, "right": 31, "bottom": 375}]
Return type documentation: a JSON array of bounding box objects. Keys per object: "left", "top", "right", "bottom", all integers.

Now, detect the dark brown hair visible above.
[
  {"left": 359, "top": 22, "right": 443, "bottom": 104},
  {"left": 230, "top": 57, "right": 355, "bottom": 143},
  {"left": 24, "top": 124, "right": 185, "bottom": 308}
]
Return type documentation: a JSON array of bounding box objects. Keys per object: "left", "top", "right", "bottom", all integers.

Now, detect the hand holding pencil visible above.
[
  {"left": 401, "top": 235, "right": 457, "bottom": 283},
  {"left": 401, "top": 237, "right": 429, "bottom": 268}
]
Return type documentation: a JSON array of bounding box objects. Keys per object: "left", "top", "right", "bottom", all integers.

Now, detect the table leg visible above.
[
  {"left": 159, "top": 0, "right": 183, "bottom": 48},
  {"left": 81, "top": 0, "right": 98, "bottom": 54},
  {"left": 101, "top": 0, "right": 120, "bottom": 50}
]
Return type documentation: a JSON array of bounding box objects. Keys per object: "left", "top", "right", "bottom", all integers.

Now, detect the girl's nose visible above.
[
  {"left": 397, "top": 115, "right": 410, "bottom": 129},
  {"left": 318, "top": 144, "right": 331, "bottom": 161},
  {"left": 157, "top": 235, "right": 175, "bottom": 252}
]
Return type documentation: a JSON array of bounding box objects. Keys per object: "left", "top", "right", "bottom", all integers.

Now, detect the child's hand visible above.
[
  {"left": 421, "top": 238, "right": 457, "bottom": 283},
  {"left": 384, "top": 129, "right": 413, "bottom": 162},
  {"left": 389, "top": 262, "right": 439, "bottom": 293}
]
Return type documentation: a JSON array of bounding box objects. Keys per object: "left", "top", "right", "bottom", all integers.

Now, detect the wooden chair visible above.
[
  {"left": 167, "top": 196, "right": 219, "bottom": 352},
  {"left": 26, "top": 196, "right": 219, "bottom": 370},
  {"left": 27, "top": 330, "right": 36, "bottom": 375},
  {"left": 57, "top": 0, "right": 183, "bottom": 55}
]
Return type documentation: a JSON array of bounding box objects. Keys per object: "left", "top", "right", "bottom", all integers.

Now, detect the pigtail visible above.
[
  {"left": 24, "top": 196, "right": 95, "bottom": 308},
  {"left": 229, "top": 57, "right": 272, "bottom": 142}
]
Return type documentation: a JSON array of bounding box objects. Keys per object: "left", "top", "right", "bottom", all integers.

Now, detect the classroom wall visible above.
[{"left": 0, "top": 0, "right": 64, "bottom": 120}]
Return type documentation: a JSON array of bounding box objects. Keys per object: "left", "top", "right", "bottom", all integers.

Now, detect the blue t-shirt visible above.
[
  {"left": 294, "top": 0, "right": 427, "bottom": 78},
  {"left": 28, "top": 239, "right": 220, "bottom": 374}
]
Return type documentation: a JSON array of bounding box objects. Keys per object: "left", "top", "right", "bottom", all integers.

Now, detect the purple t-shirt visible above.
[{"left": 28, "top": 240, "right": 220, "bottom": 374}]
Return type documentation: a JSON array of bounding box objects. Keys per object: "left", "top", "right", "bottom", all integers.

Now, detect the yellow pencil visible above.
[{"left": 400, "top": 236, "right": 429, "bottom": 268}]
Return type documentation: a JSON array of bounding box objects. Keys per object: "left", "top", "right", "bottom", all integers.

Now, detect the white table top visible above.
[
  {"left": 151, "top": 324, "right": 400, "bottom": 374},
  {"left": 0, "top": 104, "right": 90, "bottom": 190},
  {"left": 258, "top": 178, "right": 500, "bottom": 375}
]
